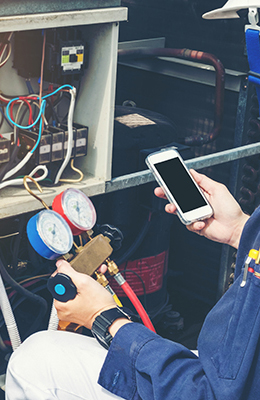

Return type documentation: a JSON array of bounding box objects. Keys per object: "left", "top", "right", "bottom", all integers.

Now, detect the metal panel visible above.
[
  {"left": 0, "top": 0, "right": 121, "bottom": 16},
  {"left": 0, "top": 8, "right": 128, "bottom": 33}
]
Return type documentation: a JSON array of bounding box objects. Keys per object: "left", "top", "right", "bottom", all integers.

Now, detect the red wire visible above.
[
  {"left": 120, "top": 280, "right": 156, "bottom": 332},
  {"left": 10, "top": 98, "right": 35, "bottom": 125},
  {"left": 19, "top": 98, "right": 34, "bottom": 125}
]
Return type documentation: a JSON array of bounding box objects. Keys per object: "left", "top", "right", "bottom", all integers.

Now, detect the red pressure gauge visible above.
[{"left": 52, "top": 188, "right": 97, "bottom": 236}]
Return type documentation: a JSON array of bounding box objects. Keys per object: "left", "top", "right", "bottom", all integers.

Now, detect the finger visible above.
[
  {"left": 154, "top": 187, "right": 166, "bottom": 199},
  {"left": 189, "top": 169, "right": 218, "bottom": 195},
  {"left": 55, "top": 260, "right": 79, "bottom": 281},
  {"left": 98, "top": 264, "right": 108, "bottom": 274},
  {"left": 186, "top": 220, "right": 206, "bottom": 233},
  {"left": 165, "top": 203, "right": 176, "bottom": 214}
]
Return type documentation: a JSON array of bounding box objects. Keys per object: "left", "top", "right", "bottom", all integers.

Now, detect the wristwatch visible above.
[{"left": 91, "top": 307, "right": 131, "bottom": 349}]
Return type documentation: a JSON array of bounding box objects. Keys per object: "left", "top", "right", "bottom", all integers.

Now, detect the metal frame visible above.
[{"left": 106, "top": 142, "right": 260, "bottom": 192}]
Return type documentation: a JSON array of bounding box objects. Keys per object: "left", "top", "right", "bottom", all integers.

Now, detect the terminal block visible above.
[
  {"left": 18, "top": 123, "right": 88, "bottom": 165},
  {"left": 0, "top": 137, "right": 11, "bottom": 164},
  {"left": 18, "top": 128, "right": 51, "bottom": 165}
]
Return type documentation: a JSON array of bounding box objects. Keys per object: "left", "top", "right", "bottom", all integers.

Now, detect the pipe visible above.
[
  {"left": 118, "top": 47, "right": 225, "bottom": 146},
  {"left": 48, "top": 302, "right": 59, "bottom": 331},
  {"left": 0, "top": 273, "right": 21, "bottom": 351}
]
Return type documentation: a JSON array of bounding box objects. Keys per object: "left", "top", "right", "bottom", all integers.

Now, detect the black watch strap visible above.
[{"left": 91, "top": 307, "right": 130, "bottom": 349}]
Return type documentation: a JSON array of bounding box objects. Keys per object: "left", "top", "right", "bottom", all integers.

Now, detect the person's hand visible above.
[
  {"left": 154, "top": 169, "right": 249, "bottom": 249},
  {"left": 53, "top": 260, "right": 117, "bottom": 330}
]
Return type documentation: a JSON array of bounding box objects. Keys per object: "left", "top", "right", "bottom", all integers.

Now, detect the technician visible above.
[{"left": 6, "top": 169, "right": 260, "bottom": 400}]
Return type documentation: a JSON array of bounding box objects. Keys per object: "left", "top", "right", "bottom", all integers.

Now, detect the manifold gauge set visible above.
[{"left": 27, "top": 187, "right": 97, "bottom": 260}]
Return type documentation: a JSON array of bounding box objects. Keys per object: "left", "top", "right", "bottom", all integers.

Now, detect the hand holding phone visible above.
[{"left": 145, "top": 148, "right": 213, "bottom": 225}]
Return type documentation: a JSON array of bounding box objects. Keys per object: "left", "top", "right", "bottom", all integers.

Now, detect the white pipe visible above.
[
  {"left": 47, "top": 302, "right": 59, "bottom": 331},
  {"left": 0, "top": 274, "right": 21, "bottom": 351}
]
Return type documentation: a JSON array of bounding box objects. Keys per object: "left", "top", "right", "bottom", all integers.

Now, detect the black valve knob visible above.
[
  {"left": 47, "top": 273, "right": 77, "bottom": 302},
  {"left": 98, "top": 224, "right": 124, "bottom": 251}
]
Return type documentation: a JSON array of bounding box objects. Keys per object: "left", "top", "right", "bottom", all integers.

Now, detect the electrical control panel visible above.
[{"left": 0, "top": 7, "right": 127, "bottom": 218}]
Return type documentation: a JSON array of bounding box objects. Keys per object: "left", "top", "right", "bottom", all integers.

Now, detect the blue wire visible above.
[
  {"left": 5, "top": 85, "right": 74, "bottom": 130},
  {"left": 5, "top": 97, "right": 46, "bottom": 130},
  {"left": 5, "top": 84, "right": 74, "bottom": 156},
  {"left": 42, "top": 84, "right": 74, "bottom": 100},
  {"left": 30, "top": 101, "right": 46, "bottom": 154},
  {"left": 26, "top": 80, "right": 34, "bottom": 95}
]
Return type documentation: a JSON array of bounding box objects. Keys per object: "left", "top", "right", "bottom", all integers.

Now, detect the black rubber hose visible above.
[{"left": 0, "top": 255, "right": 48, "bottom": 337}]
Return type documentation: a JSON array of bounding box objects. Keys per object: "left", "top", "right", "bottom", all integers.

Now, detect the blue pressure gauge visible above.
[{"left": 27, "top": 209, "right": 73, "bottom": 260}]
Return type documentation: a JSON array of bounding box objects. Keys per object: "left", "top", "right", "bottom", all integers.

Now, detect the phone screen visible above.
[{"left": 154, "top": 157, "right": 207, "bottom": 213}]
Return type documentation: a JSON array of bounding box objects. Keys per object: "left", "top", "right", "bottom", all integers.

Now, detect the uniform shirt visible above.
[{"left": 98, "top": 206, "right": 260, "bottom": 399}]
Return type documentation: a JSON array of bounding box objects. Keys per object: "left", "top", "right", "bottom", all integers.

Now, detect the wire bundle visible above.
[{"left": 0, "top": 29, "right": 79, "bottom": 189}]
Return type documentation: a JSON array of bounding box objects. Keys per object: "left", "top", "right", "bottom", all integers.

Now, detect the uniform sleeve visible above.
[{"left": 98, "top": 323, "right": 215, "bottom": 400}]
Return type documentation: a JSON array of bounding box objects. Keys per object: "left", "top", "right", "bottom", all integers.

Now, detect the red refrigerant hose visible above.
[
  {"left": 106, "top": 258, "right": 156, "bottom": 333},
  {"left": 120, "top": 279, "right": 156, "bottom": 332}
]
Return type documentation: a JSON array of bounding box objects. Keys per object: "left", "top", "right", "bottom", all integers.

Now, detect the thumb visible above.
[{"left": 190, "top": 169, "right": 216, "bottom": 195}]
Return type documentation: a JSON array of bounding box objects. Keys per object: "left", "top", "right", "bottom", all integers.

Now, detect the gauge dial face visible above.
[
  {"left": 62, "top": 188, "right": 97, "bottom": 230},
  {"left": 37, "top": 210, "right": 73, "bottom": 254}
]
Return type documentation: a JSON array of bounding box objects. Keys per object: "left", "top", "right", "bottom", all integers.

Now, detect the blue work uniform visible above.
[{"left": 98, "top": 206, "right": 260, "bottom": 400}]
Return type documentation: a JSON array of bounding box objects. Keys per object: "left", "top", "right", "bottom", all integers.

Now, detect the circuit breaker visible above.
[{"left": 13, "top": 28, "right": 87, "bottom": 84}]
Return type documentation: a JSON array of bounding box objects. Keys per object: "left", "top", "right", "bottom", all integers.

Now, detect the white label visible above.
[
  {"left": 76, "top": 138, "right": 86, "bottom": 147},
  {"left": 39, "top": 145, "right": 51, "bottom": 154},
  {"left": 52, "top": 142, "right": 62, "bottom": 151},
  {"left": 64, "top": 141, "right": 75, "bottom": 150}
]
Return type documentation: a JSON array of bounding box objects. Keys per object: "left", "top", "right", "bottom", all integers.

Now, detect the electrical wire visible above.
[
  {"left": 0, "top": 165, "right": 48, "bottom": 190},
  {"left": 0, "top": 108, "right": 4, "bottom": 130},
  {"left": 53, "top": 87, "right": 76, "bottom": 184},
  {"left": 5, "top": 97, "right": 44, "bottom": 130},
  {"left": 0, "top": 32, "right": 13, "bottom": 68},
  {"left": 2, "top": 85, "right": 74, "bottom": 184},
  {"left": 1, "top": 28, "right": 75, "bottom": 187}
]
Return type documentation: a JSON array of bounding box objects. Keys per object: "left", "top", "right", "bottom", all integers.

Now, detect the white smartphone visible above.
[{"left": 145, "top": 147, "right": 213, "bottom": 225}]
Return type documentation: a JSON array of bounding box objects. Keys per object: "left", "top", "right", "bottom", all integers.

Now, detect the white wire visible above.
[
  {"left": 0, "top": 32, "right": 13, "bottom": 67},
  {"left": 0, "top": 42, "right": 12, "bottom": 67},
  {"left": 54, "top": 87, "right": 77, "bottom": 184},
  {"left": 0, "top": 165, "right": 48, "bottom": 190},
  {"left": 32, "top": 101, "right": 48, "bottom": 125},
  {"left": 2, "top": 152, "right": 33, "bottom": 181}
]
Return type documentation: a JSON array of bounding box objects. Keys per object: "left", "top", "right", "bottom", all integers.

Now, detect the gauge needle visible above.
[
  {"left": 76, "top": 202, "right": 81, "bottom": 220},
  {"left": 51, "top": 224, "right": 56, "bottom": 239}
]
